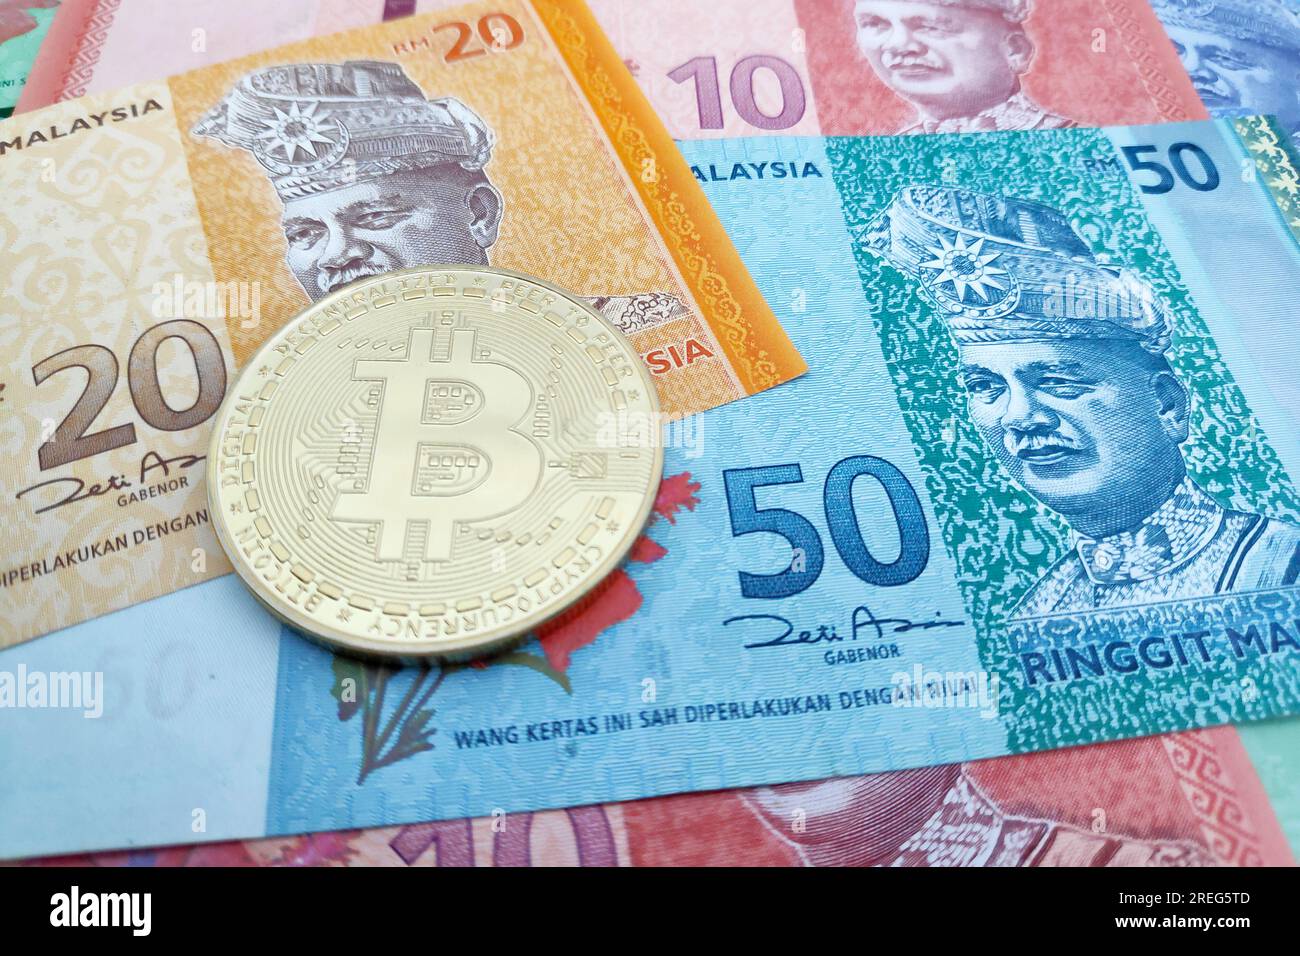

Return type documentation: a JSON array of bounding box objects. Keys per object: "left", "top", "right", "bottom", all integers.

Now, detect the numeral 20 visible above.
[
  {"left": 436, "top": 13, "right": 524, "bottom": 62},
  {"left": 33, "top": 319, "right": 227, "bottom": 470},
  {"left": 723, "top": 456, "right": 930, "bottom": 599}
]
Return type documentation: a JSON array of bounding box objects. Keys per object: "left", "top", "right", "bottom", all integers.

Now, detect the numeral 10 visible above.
[{"left": 668, "top": 55, "right": 807, "bottom": 131}]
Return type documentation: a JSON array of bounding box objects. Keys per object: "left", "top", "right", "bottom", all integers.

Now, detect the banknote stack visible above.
[{"left": 0, "top": 0, "right": 1298, "bottom": 870}]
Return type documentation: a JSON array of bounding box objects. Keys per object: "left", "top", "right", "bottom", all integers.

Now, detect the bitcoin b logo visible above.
[{"left": 332, "top": 326, "right": 542, "bottom": 562}]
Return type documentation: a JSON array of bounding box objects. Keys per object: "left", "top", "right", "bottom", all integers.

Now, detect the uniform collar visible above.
[
  {"left": 907, "top": 88, "right": 1051, "bottom": 134},
  {"left": 1072, "top": 477, "right": 1224, "bottom": 586}
]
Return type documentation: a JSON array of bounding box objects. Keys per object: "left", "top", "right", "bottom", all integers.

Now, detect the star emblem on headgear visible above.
[
  {"left": 919, "top": 232, "right": 1009, "bottom": 303},
  {"left": 256, "top": 101, "right": 338, "bottom": 161}
]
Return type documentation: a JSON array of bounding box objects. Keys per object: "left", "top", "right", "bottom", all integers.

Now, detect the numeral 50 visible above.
[
  {"left": 1120, "top": 142, "right": 1219, "bottom": 194},
  {"left": 723, "top": 456, "right": 930, "bottom": 599}
]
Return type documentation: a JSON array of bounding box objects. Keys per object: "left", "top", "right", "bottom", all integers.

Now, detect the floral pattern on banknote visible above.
[
  {"left": 826, "top": 128, "right": 1300, "bottom": 751},
  {"left": 329, "top": 472, "right": 701, "bottom": 782},
  {"left": 1234, "top": 115, "right": 1300, "bottom": 244},
  {"left": 0, "top": 86, "right": 235, "bottom": 648}
]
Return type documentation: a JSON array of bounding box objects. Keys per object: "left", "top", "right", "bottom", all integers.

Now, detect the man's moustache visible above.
[
  {"left": 1195, "top": 83, "right": 1237, "bottom": 105},
  {"left": 321, "top": 262, "right": 387, "bottom": 294},
  {"left": 882, "top": 54, "right": 939, "bottom": 70},
  {"left": 1007, "top": 432, "right": 1079, "bottom": 455}
]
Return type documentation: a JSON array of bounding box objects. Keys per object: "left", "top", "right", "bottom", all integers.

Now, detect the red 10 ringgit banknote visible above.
[
  {"left": 21, "top": 727, "right": 1294, "bottom": 866},
  {"left": 21, "top": 0, "right": 1206, "bottom": 139}
]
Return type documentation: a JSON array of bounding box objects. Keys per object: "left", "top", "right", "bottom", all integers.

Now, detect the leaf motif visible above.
[
  {"left": 401, "top": 708, "right": 436, "bottom": 745},
  {"left": 495, "top": 651, "right": 573, "bottom": 694}
]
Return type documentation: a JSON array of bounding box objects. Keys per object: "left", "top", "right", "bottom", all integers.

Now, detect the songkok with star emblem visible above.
[
  {"left": 862, "top": 0, "right": 1033, "bottom": 23},
  {"left": 1156, "top": 0, "right": 1300, "bottom": 52},
  {"left": 191, "top": 60, "right": 495, "bottom": 201},
  {"left": 862, "top": 185, "right": 1173, "bottom": 355}
]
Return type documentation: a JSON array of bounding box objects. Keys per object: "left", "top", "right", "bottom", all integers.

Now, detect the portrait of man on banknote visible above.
[
  {"left": 192, "top": 60, "right": 502, "bottom": 300},
  {"left": 1153, "top": 0, "right": 1300, "bottom": 143},
  {"left": 866, "top": 185, "right": 1300, "bottom": 616},
  {"left": 850, "top": 0, "right": 1073, "bottom": 134},
  {"left": 741, "top": 762, "right": 1213, "bottom": 866},
  {"left": 191, "top": 59, "right": 682, "bottom": 333}
]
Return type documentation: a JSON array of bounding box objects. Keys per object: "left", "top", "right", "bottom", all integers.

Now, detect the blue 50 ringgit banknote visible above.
[{"left": 3, "top": 115, "right": 1300, "bottom": 857}]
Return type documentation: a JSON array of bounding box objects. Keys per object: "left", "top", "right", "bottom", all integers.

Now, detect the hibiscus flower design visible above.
[
  {"left": 331, "top": 472, "right": 702, "bottom": 783},
  {"left": 0, "top": 0, "right": 57, "bottom": 47}
]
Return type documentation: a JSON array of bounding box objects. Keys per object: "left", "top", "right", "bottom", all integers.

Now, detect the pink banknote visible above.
[
  {"left": 21, "top": 0, "right": 1207, "bottom": 140},
  {"left": 15, "top": 0, "right": 389, "bottom": 110},
  {"left": 22, "top": 728, "right": 1294, "bottom": 866},
  {"left": 587, "top": 0, "right": 1208, "bottom": 137}
]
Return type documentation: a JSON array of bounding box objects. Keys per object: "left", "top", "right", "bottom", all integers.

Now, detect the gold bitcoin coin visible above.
[{"left": 207, "top": 266, "right": 663, "bottom": 661}]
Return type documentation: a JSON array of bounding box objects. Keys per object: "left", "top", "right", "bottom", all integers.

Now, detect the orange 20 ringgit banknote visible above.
[{"left": 0, "top": 0, "right": 805, "bottom": 649}]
